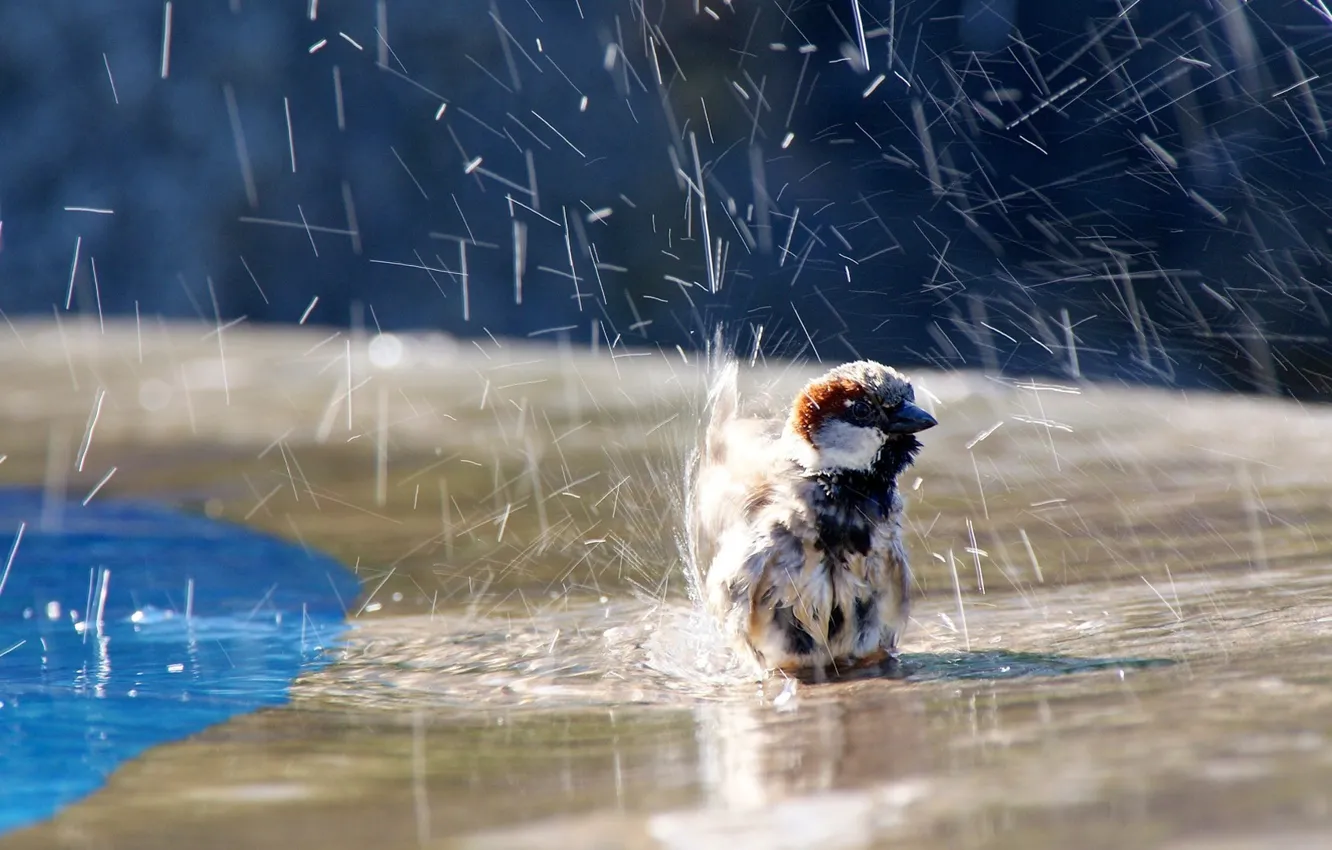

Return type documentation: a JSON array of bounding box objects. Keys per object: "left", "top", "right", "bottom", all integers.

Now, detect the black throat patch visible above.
[{"left": 810, "top": 435, "right": 919, "bottom": 558}]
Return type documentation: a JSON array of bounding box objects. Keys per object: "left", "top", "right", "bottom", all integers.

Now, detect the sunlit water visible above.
[{"left": 4, "top": 323, "right": 1332, "bottom": 849}]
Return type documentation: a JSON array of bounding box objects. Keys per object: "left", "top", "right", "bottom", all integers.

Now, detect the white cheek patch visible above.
[{"left": 811, "top": 420, "right": 884, "bottom": 472}]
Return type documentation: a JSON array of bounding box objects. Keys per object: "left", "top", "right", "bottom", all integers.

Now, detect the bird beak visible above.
[{"left": 884, "top": 402, "right": 938, "bottom": 434}]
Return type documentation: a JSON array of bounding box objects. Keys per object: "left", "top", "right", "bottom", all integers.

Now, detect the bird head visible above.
[{"left": 785, "top": 361, "right": 937, "bottom": 477}]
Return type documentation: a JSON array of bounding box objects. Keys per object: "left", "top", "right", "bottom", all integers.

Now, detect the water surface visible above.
[
  {"left": 0, "top": 489, "right": 359, "bottom": 832},
  {"left": 2, "top": 321, "right": 1331, "bottom": 849}
]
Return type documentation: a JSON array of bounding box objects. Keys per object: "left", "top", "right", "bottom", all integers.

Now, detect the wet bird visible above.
[{"left": 693, "top": 358, "right": 937, "bottom": 674}]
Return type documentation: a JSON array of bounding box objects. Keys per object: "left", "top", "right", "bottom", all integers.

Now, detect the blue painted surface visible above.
[{"left": 0, "top": 489, "right": 360, "bottom": 833}]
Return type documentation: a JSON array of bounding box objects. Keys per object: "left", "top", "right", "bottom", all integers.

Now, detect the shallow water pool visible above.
[{"left": 3, "top": 322, "right": 1332, "bottom": 849}]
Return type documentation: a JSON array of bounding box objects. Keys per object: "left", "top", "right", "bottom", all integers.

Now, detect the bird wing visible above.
[
  {"left": 705, "top": 519, "right": 806, "bottom": 661},
  {"left": 691, "top": 362, "right": 784, "bottom": 574}
]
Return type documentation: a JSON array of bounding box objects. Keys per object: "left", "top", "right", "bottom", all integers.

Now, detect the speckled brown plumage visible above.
[{"left": 695, "top": 358, "right": 937, "bottom": 675}]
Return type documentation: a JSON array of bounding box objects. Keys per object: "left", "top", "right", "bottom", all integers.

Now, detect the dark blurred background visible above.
[{"left": 3, "top": 0, "right": 1331, "bottom": 395}]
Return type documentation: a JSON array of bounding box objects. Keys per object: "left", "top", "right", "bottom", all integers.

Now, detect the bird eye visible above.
[{"left": 849, "top": 399, "right": 874, "bottom": 423}]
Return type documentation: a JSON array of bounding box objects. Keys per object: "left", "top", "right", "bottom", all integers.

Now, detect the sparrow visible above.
[{"left": 693, "top": 357, "right": 936, "bottom": 674}]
